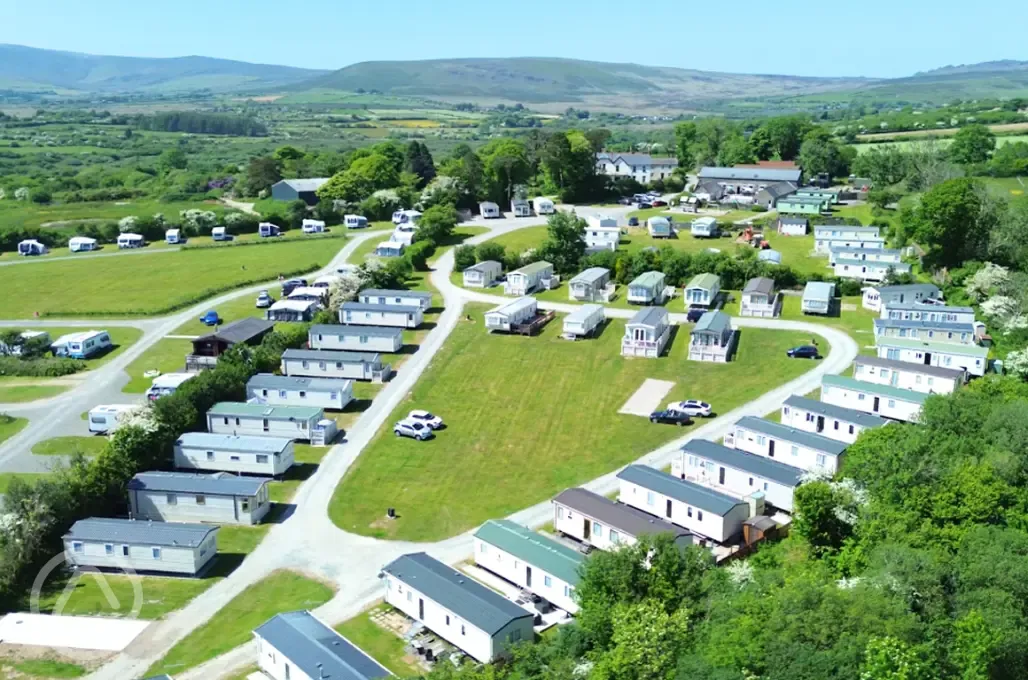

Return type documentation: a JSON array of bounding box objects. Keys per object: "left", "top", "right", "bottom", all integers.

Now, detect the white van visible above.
[
  {"left": 165, "top": 229, "right": 181, "bottom": 244},
  {"left": 117, "top": 233, "right": 145, "bottom": 249},
  {"left": 259, "top": 222, "right": 281, "bottom": 238},
  {"left": 68, "top": 237, "right": 98, "bottom": 252},
  {"left": 88, "top": 404, "right": 138, "bottom": 434},
  {"left": 344, "top": 214, "right": 368, "bottom": 229},
  {"left": 302, "top": 219, "right": 326, "bottom": 234}
]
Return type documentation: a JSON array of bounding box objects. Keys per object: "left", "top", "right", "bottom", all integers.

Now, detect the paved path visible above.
[{"left": 83, "top": 208, "right": 858, "bottom": 680}]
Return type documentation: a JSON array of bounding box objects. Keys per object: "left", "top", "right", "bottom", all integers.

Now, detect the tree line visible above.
[{"left": 135, "top": 111, "right": 267, "bottom": 137}]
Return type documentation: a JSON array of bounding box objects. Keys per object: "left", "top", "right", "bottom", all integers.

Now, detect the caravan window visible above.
[
  {"left": 196, "top": 495, "right": 206, "bottom": 505},
  {"left": 206, "top": 451, "right": 215, "bottom": 461},
  {"left": 72, "top": 542, "right": 83, "bottom": 553},
  {"left": 105, "top": 544, "right": 114, "bottom": 555},
  {"left": 256, "top": 454, "right": 268, "bottom": 464},
  {"left": 152, "top": 547, "right": 162, "bottom": 559},
  {"left": 167, "top": 493, "right": 177, "bottom": 505}
]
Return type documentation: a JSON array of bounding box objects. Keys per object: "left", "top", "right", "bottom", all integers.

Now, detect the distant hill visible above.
[
  {"left": 844, "top": 61, "right": 1028, "bottom": 104},
  {"left": 0, "top": 44, "right": 329, "bottom": 94},
  {"left": 914, "top": 60, "right": 1028, "bottom": 77}
]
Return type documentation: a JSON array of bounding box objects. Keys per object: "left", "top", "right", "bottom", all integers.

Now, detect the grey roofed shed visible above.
[
  {"left": 743, "top": 277, "right": 776, "bottom": 295},
  {"left": 571, "top": 267, "right": 610, "bottom": 286},
  {"left": 627, "top": 306, "right": 667, "bottom": 328},
  {"left": 309, "top": 324, "right": 403, "bottom": 339},
  {"left": 64, "top": 518, "right": 217, "bottom": 548},
  {"left": 360, "top": 288, "right": 433, "bottom": 302},
  {"left": 340, "top": 301, "right": 421, "bottom": 314},
  {"left": 682, "top": 440, "right": 804, "bottom": 487},
  {"left": 381, "top": 552, "right": 533, "bottom": 634},
  {"left": 552, "top": 488, "right": 693, "bottom": 544},
  {"left": 853, "top": 354, "right": 967, "bottom": 380},
  {"left": 617, "top": 464, "right": 747, "bottom": 515},
  {"left": 247, "top": 374, "right": 352, "bottom": 392},
  {"left": 779, "top": 216, "right": 809, "bottom": 226},
  {"left": 782, "top": 395, "right": 889, "bottom": 429},
  {"left": 128, "top": 471, "right": 267, "bottom": 496},
  {"left": 693, "top": 310, "right": 731, "bottom": 334},
  {"left": 254, "top": 610, "right": 390, "bottom": 680},
  {"left": 698, "top": 166, "right": 802, "bottom": 183},
  {"left": 281, "top": 348, "right": 381, "bottom": 363},
  {"left": 734, "top": 416, "right": 848, "bottom": 455},
  {"left": 175, "top": 432, "right": 293, "bottom": 454}
]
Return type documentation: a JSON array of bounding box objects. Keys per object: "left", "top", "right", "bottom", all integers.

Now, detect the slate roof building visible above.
[{"left": 254, "top": 610, "right": 392, "bottom": 680}]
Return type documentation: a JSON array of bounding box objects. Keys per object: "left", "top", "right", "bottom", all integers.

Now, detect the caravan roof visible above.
[{"left": 149, "top": 373, "right": 194, "bottom": 389}]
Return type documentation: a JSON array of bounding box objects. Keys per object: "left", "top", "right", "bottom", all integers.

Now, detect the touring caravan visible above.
[
  {"left": 145, "top": 373, "right": 195, "bottom": 401},
  {"left": 211, "top": 226, "right": 230, "bottom": 241},
  {"left": 117, "top": 233, "right": 144, "bottom": 249},
  {"left": 165, "top": 229, "right": 182, "bottom": 244},
  {"left": 302, "top": 219, "right": 326, "bottom": 234},
  {"left": 17, "top": 239, "right": 47, "bottom": 256},
  {"left": 344, "top": 214, "right": 368, "bottom": 229},
  {"left": 392, "top": 209, "right": 422, "bottom": 225},
  {"left": 51, "top": 330, "right": 112, "bottom": 359},
  {"left": 258, "top": 222, "right": 281, "bottom": 238},
  {"left": 533, "top": 197, "right": 555, "bottom": 215},
  {"left": 87, "top": 404, "right": 138, "bottom": 434},
  {"left": 68, "top": 237, "right": 98, "bottom": 252},
  {"left": 391, "top": 223, "right": 417, "bottom": 245}
]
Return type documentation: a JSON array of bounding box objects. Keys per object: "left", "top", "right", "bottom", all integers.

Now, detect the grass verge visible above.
[
  {"left": 31, "top": 436, "right": 108, "bottom": 457},
  {"left": 335, "top": 604, "right": 423, "bottom": 677},
  {"left": 0, "top": 414, "right": 29, "bottom": 445}
]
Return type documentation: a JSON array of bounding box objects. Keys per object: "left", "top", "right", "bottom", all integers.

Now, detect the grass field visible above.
[
  {"left": 0, "top": 199, "right": 227, "bottom": 236},
  {"left": 0, "top": 657, "right": 87, "bottom": 678},
  {"left": 336, "top": 605, "right": 423, "bottom": 677},
  {"left": 0, "top": 414, "right": 28, "bottom": 446},
  {"left": 852, "top": 133, "right": 1028, "bottom": 155},
  {"left": 329, "top": 304, "right": 815, "bottom": 540},
  {"left": 0, "top": 382, "right": 69, "bottom": 403},
  {"left": 981, "top": 176, "right": 1027, "bottom": 198},
  {"left": 723, "top": 294, "right": 878, "bottom": 348},
  {"left": 0, "top": 472, "right": 42, "bottom": 494},
  {"left": 144, "top": 571, "right": 335, "bottom": 678},
  {"left": 122, "top": 338, "right": 192, "bottom": 393},
  {"left": 0, "top": 239, "right": 341, "bottom": 318},
  {"left": 31, "top": 436, "right": 107, "bottom": 457}
]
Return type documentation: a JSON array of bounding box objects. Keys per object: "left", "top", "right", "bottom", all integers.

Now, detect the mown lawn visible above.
[
  {"left": 144, "top": 570, "right": 335, "bottom": 678},
  {"left": 0, "top": 472, "right": 42, "bottom": 494},
  {"left": 0, "top": 657, "right": 87, "bottom": 678},
  {"left": 31, "top": 436, "right": 107, "bottom": 457},
  {"left": 171, "top": 294, "right": 274, "bottom": 336},
  {"left": 121, "top": 338, "right": 192, "bottom": 393},
  {"left": 1, "top": 328, "right": 143, "bottom": 369},
  {"left": 0, "top": 239, "right": 341, "bottom": 318},
  {"left": 0, "top": 383, "right": 69, "bottom": 403},
  {"left": 329, "top": 304, "right": 815, "bottom": 540},
  {"left": 0, "top": 414, "right": 28, "bottom": 445},
  {"left": 722, "top": 293, "right": 878, "bottom": 349},
  {"left": 336, "top": 605, "right": 423, "bottom": 677}
]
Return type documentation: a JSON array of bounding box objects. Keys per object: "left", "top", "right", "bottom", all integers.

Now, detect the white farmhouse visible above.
[
  {"left": 725, "top": 416, "right": 847, "bottom": 475},
  {"left": 382, "top": 552, "right": 535, "bottom": 663},
  {"left": 174, "top": 432, "right": 295, "bottom": 476},
  {"left": 780, "top": 394, "right": 889, "bottom": 445},
  {"left": 552, "top": 487, "right": 694, "bottom": 552},
  {"left": 485, "top": 297, "right": 538, "bottom": 332},
  {"left": 821, "top": 374, "right": 927, "bottom": 423},
  {"left": 463, "top": 260, "right": 502, "bottom": 288},
  {"left": 853, "top": 355, "right": 965, "bottom": 394},
  {"left": 247, "top": 374, "right": 354, "bottom": 411},
  {"left": 206, "top": 402, "right": 323, "bottom": 441},
  {"left": 339, "top": 302, "right": 423, "bottom": 329},
  {"left": 595, "top": 153, "right": 678, "bottom": 184},
  {"left": 308, "top": 324, "right": 403, "bottom": 354},
  {"left": 504, "top": 261, "right": 554, "bottom": 296},
  {"left": 254, "top": 610, "right": 391, "bottom": 680},
  {"left": 64, "top": 518, "right": 218, "bottom": 576},
  {"left": 875, "top": 337, "right": 989, "bottom": 377},
  {"left": 621, "top": 307, "right": 671, "bottom": 358},
  {"left": 281, "top": 349, "right": 388, "bottom": 382},
  {"left": 359, "top": 288, "right": 433, "bottom": 311},
  {"left": 128, "top": 472, "right": 270, "bottom": 526},
  {"left": 568, "top": 267, "right": 610, "bottom": 302}
]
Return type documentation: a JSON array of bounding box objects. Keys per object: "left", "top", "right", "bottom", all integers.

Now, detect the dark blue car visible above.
[{"left": 787, "top": 345, "right": 820, "bottom": 359}]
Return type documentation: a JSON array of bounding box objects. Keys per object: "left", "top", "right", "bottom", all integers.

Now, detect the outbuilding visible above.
[
  {"left": 568, "top": 267, "right": 611, "bottom": 302},
  {"left": 485, "top": 297, "right": 538, "bottom": 332},
  {"left": 308, "top": 324, "right": 403, "bottom": 353},
  {"left": 51, "top": 330, "right": 111, "bottom": 359},
  {"left": 532, "top": 197, "right": 555, "bottom": 215},
  {"left": 271, "top": 178, "right": 329, "bottom": 205},
  {"left": 689, "top": 311, "right": 735, "bottom": 362},
  {"left": 551, "top": 487, "right": 693, "bottom": 552},
  {"left": 174, "top": 432, "right": 295, "bottom": 476},
  {"left": 801, "top": 281, "right": 835, "bottom": 315},
  {"left": 725, "top": 416, "right": 847, "bottom": 475},
  {"left": 875, "top": 337, "right": 988, "bottom": 377},
  {"left": 281, "top": 349, "right": 388, "bottom": 382},
  {"left": 265, "top": 300, "right": 319, "bottom": 323},
  {"left": 206, "top": 402, "right": 324, "bottom": 441},
  {"left": 755, "top": 181, "right": 798, "bottom": 209},
  {"left": 854, "top": 355, "right": 965, "bottom": 394},
  {"left": 359, "top": 288, "right": 433, "bottom": 311},
  {"left": 381, "top": 552, "right": 535, "bottom": 664},
  {"left": 821, "top": 374, "right": 927, "bottom": 423},
  {"left": 462, "top": 260, "right": 502, "bottom": 288},
  {"left": 247, "top": 374, "right": 354, "bottom": 410},
  {"left": 780, "top": 394, "right": 888, "bottom": 444},
  {"left": 673, "top": 439, "right": 804, "bottom": 513},
  {"left": 504, "top": 261, "right": 554, "bottom": 296},
  {"left": 563, "top": 304, "right": 605, "bottom": 338},
  {"left": 340, "top": 302, "right": 423, "bottom": 329},
  {"left": 511, "top": 198, "right": 532, "bottom": 217},
  {"left": 740, "top": 277, "right": 780, "bottom": 318},
  {"left": 621, "top": 306, "right": 671, "bottom": 358},
  {"left": 64, "top": 518, "right": 218, "bottom": 576},
  {"left": 254, "top": 610, "right": 391, "bottom": 680},
  {"left": 188, "top": 318, "right": 276, "bottom": 371},
  {"left": 684, "top": 273, "right": 721, "bottom": 308},
  {"left": 128, "top": 471, "right": 270, "bottom": 526},
  {"left": 627, "top": 271, "right": 667, "bottom": 305},
  {"left": 777, "top": 216, "right": 809, "bottom": 236}
]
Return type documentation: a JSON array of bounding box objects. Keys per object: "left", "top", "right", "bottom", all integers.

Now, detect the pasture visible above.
[{"left": 852, "top": 133, "right": 1028, "bottom": 155}]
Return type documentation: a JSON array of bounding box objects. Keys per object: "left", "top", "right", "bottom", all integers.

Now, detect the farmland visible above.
[{"left": 852, "top": 133, "right": 1028, "bottom": 154}]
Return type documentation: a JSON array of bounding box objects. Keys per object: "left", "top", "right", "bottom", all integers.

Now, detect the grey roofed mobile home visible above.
[
  {"left": 65, "top": 517, "right": 218, "bottom": 547},
  {"left": 698, "top": 166, "right": 803, "bottom": 184},
  {"left": 853, "top": 354, "right": 967, "bottom": 381},
  {"left": 551, "top": 487, "right": 693, "bottom": 546},
  {"left": 873, "top": 318, "right": 976, "bottom": 344},
  {"left": 128, "top": 471, "right": 270, "bottom": 525},
  {"left": 617, "top": 464, "right": 747, "bottom": 515},
  {"left": 174, "top": 432, "right": 295, "bottom": 476},
  {"left": 206, "top": 402, "right": 323, "bottom": 441},
  {"left": 254, "top": 610, "right": 391, "bottom": 680},
  {"left": 64, "top": 517, "right": 218, "bottom": 576},
  {"left": 281, "top": 348, "right": 386, "bottom": 382},
  {"left": 680, "top": 439, "right": 803, "bottom": 488},
  {"left": 308, "top": 323, "right": 403, "bottom": 353},
  {"left": 781, "top": 395, "right": 888, "bottom": 430},
  {"left": 359, "top": 288, "right": 433, "bottom": 310},
  {"left": 247, "top": 373, "right": 354, "bottom": 411},
  {"left": 339, "top": 301, "right": 423, "bottom": 329},
  {"left": 743, "top": 277, "right": 775, "bottom": 296},
  {"left": 734, "top": 416, "right": 848, "bottom": 456}
]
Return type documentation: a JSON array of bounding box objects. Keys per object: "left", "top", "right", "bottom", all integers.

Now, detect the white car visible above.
[
  {"left": 255, "top": 291, "right": 273, "bottom": 308},
  {"left": 666, "top": 400, "right": 712, "bottom": 418},
  {"left": 407, "top": 410, "right": 443, "bottom": 430},
  {"left": 394, "top": 419, "right": 433, "bottom": 441}
]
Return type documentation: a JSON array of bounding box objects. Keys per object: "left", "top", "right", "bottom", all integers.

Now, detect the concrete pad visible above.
[
  {"left": 0, "top": 613, "right": 150, "bottom": 652},
  {"left": 618, "top": 379, "right": 676, "bottom": 417}
]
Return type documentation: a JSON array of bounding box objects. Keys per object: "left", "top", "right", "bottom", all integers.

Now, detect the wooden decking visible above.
[{"left": 511, "top": 311, "right": 556, "bottom": 336}]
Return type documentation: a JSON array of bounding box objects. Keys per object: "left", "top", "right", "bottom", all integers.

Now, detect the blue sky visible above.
[{"left": 3, "top": 0, "right": 1025, "bottom": 78}]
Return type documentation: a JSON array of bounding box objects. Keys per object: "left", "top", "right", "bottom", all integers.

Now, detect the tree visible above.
[
  {"left": 404, "top": 141, "right": 436, "bottom": 188},
  {"left": 438, "top": 145, "right": 485, "bottom": 210},
  {"left": 860, "top": 636, "right": 930, "bottom": 680},
  {"left": 592, "top": 599, "right": 690, "bottom": 680},
  {"left": 906, "top": 177, "right": 997, "bottom": 269},
  {"left": 716, "top": 133, "right": 756, "bottom": 166},
  {"left": 317, "top": 154, "right": 400, "bottom": 203},
  {"left": 454, "top": 245, "right": 476, "bottom": 271},
  {"left": 851, "top": 146, "right": 910, "bottom": 186},
  {"left": 242, "top": 156, "right": 282, "bottom": 197},
  {"left": 476, "top": 242, "right": 505, "bottom": 264},
  {"left": 480, "top": 138, "right": 530, "bottom": 204},
  {"left": 799, "top": 128, "right": 849, "bottom": 178},
  {"left": 867, "top": 187, "right": 899, "bottom": 211},
  {"left": 793, "top": 480, "right": 855, "bottom": 557},
  {"left": 673, "top": 121, "right": 697, "bottom": 170},
  {"left": 29, "top": 189, "right": 51, "bottom": 205},
  {"left": 691, "top": 118, "right": 737, "bottom": 167},
  {"left": 749, "top": 116, "right": 813, "bottom": 161},
  {"left": 538, "top": 211, "right": 586, "bottom": 275},
  {"left": 542, "top": 131, "right": 600, "bottom": 203},
  {"left": 415, "top": 204, "right": 458, "bottom": 246},
  {"left": 585, "top": 128, "right": 612, "bottom": 154},
  {"left": 157, "top": 147, "right": 188, "bottom": 172},
  {"left": 405, "top": 240, "right": 435, "bottom": 271},
  {"left": 949, "top": 124, "right": 996, "bottom": 165}
]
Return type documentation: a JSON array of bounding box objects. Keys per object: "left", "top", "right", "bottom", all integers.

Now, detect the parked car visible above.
[
  {"left": 394, "top": 419, "right": 433, "bottom": 440},
  {"left": 281, "top": 278, "right": 308, "bottom": 296},
  {"left": 649, "top": 410, "right": 693, "bottom": 426},
  {"left": 407, "top": 410, "right": 443, "bottom": 430},
  {"left": 628, "top": 217, "right": 639, "bottom": 227},
  {"left": 651, "top": 199, "right": 667, "bottom": 207},
  {"left": 686, "top": 307, "right": 706, "bottom": 322},
  {"left": 787, "top": 345, "right": 821, "bottom": 359},
  {"left": 255, "top": 291, "right": 273, "bottom": 308},
  {"left": 618, "top": 197, "right": 633, "bottom": 205},
  {"left": 637, "top": 202, "right": 652, "bottom": 209},
  {"left": 198, "top": 310, "right": 221, "bottom": 326},
  {"left": 667, "top": 400, "right": 713, "bottom": 417}
]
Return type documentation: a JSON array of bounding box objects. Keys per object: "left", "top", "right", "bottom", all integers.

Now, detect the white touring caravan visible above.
[
  {"left": 259, "top": 222, "right": 281, "bottom": 238},
  {"left": 68, "top": 237, "right": 98, "bottom": 253},
  {"left": 17, "top": 239, "right": 48, "bottom": 256},
  {"left": 145, "top": 373, "right": 195, "bottom": 401},
  {"left": 117, "top": 233, "right": 145, "bottom": 249},
  {"left": 165, "top": 228, "right": 182, "bottom": 244},
  {"left": 88, "top": 404, "right": 138, "bottom": 434},
  {"left": 344, "top": 214, "right": 369, "bottom": 229},
  {"left": 211, "top": 226, "right": 231, "bottom": 241},
  {"left": 301, "top": 219, "right": 326, "bottom": 234}
]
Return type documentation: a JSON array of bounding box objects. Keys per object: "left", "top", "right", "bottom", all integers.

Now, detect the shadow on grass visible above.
[
  {"left": 589, "top": 318, "right": 614, "bottom": 341},
  {"left": 265, "top": 503, "right": 296, "bottom": 523},
  {"left": 344, "top": 399, "right": 373, "bottom": 415},
  {"left": 418, "top": 321, "right": 438, "bottom": 332},
  {"left": 662, "top": 325, "right": 683, "bottom": 357},
  {"left": 393, "top": 344, "right": 419, "bottom": 356},
  {"left": 425, "top": 305, "right": 445, "bottom": 315}
]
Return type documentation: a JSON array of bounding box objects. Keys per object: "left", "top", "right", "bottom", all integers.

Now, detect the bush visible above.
[
  {"left": 0, "top": 356, "right": 85, "bottom": 377},
  {"left": 406, "top": 240, "right": 436, "bottom": 271},
  {"left": 454, "top": 245, "right": 477, "bottom": 271},
  {"left": 476, "top": 242, "right": 506, "bottom": 265}
]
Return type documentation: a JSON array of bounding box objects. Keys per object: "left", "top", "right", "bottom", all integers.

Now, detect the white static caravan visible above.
[
  {"left": 873, "top": 318, "right": 977, "bottom": 345},
  {"left": 51, "top": 330, "right": 112, "bottom": 359},
  {"left": 617, "top": 465, "right": 750, "bottom": 544},
  {"left": 128, "top": 471, "right": 270, "bottom": 526},
  {"left": 174, "top": 432, "right": 295, "bottom": 476},
  {"left": 17, "top": 239, "right": 48, "bottom": 256},
  {"left": 247, "top": 373, "right": 354, "bottom": 411},
  {"left": 145, "top": 372, "right": 194, "bottom": 401},
  {"left": 875, "top": 337, "right": 989, "bottom": 377},
  {"left": 301, "top": 219, "right": 326, "bottom": 234},
  {"left": 551, "top": 487, "right": 694, "bottom": 552},
  {"left": 463, "top": 260, "right": 503, "bottom": 288},
  {"left": 265, "top": 300, "right": 320, "bottom": 323},
  {"left": 725, "top": 416, "right": 848, "bottom": 475},
  {"left": 309, "top": 324, "right": 403, "bottom": 353},
  {"left": 281, "top": 349, "right": 387, "bottom": 382},
  {"left": 206, "top": 402, "right": 323, "bottom": 441},
  {"left": 340, "top": 302, "right": 423, "bottom": 329},
  {"left": 648, "top": 216, "right": 672, "bottom": 239},
  {"left": 68, "top": 236, "right": 98, "bottom": 252},
  {"left": 254, "top": 611, "right": 392, "bottom": 680},
  {"left": 740, "top": 277, "right": 781, "bottom": 318},
  {"left": 533, "top": 197, "right": 555, "bottom": 215},
  {"left": 829, "top": 246, "right": 903, "bottom": 267},
  {"left": 813, "top": 225, "right": 882, "bottom": 254},
  {"left": 584, "top": 224, "right": 621, "bottom": 251},
  {"left": 485, "top": 297, "right": 538, "bottom": 332},
  {"left": 801, "top": 281, "right": 835, "bottom": 315},
  {"left": 568, "top": 267, "right": 611, "bottom": 302},
  {"left": 684, "top": 273, "right": 721, "bottom": 309},
  {"left": 87, "top": 404, "right": 138, "bottom": 434},
  {"left": 563, "top": 304, "right": 604, "bottom": 338},
  {"left": 504, "top": 261, "right": 554, "bottom": 296},
  {"left": 479, "top": 201, "right": 501, "bottom": 218},
  {"left": 673, "top": 439, "right": 804, "bottom": 513},
  {"left": 117, "top": 233, "right": 144, "bottom": 249},
  {"left": 834, "top": 257, "right": 911, "bottom": 282},
  {"left": 627, "top": 271, "right": 667, "bottom": 305},
  {"left": 880, "top": 301, "right": 977, "bottom": 325},
  {"left": 821, "top": 374, "right": 927, "bottom": 423},
  {"left": 382, "top": 552, "right": 535, "bottom": 664},
  {"left": 474, "top": 519, "right": 586, "bottom": 614},
  {"left": 861, "top": 283, "right": 942, "bottom": 313},
  {"left": 853, "top": 355, "right": 965, "bottom": 395},
  {"left": 344, "top": 214, "right": 369, "bottom": 229},
  {"left": 359, "top": 288, "right": 433, "bottom": 311},
  {"left": 691, "top": 216, "right": 718, "bottom": 238},
  {"left": 165, "top": 228, "right": 182, "bottom": 244},
  {"left": 64, "top": 518, "right": 218, "bottom": 576},
  {"left": 621, "top": 306, "right": 671, "bottom": 358},
  {"left": 511, "top": 198, "right": 532, "bottom": 217},
  {"left": 259, "top": 222, "right": 281, "bottom": 238},
  {"left": 374, "top": 241, "right": 406, "bottom": 258},
  {"left": 780, "top": 394, "right": 888, "bottom": 445}
]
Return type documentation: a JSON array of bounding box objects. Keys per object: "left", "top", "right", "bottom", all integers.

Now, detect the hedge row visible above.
[{"left": 180, "top": 232, "right": 347, "bottom": 251}]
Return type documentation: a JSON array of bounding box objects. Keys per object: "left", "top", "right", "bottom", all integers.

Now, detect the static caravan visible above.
[
  {"left": 64, "top": 518, "right": 218, "bottom": 576},
  {"left": 69, "top": 236, "right": 98, "bottom": 252},
  {"left": 814, "top": 226, "right": 882, "bottom": 254},
  {"left": 259, "top": 222, "right": 281, "bottom": 238},
  {"left": 585, "top": 225, "right": 621, "bottom": 251},
  {"left": 174, "top": 432, "right": 295, "bottom": 476},
  {"left": 265, "top": 300, "right": 319, "bottom": 323},
  {"left": 673, "top": 439, "right": 804, "bottom": 513},
  {"left": 533, "top": 197, "right": 555, "bottom": 215},
  {"left": 854, "top": 355, "right": 964, "bottom": 394},
  {"left": 829, "top": 246, "right": 903, "bottom": 267},
  {"left": 862, "top": 283, "right": 941, "bottom": 312},
  {"left": 880, "top": 301, "right": 977, "bottom": 325},
  {"left": 339, "top": 302, "right": 423, "bottom": 329},
  {"left": 128, "top": 471, "right": 270, "bottom": 526},
  {"left": 821, "top": 374, "right": 927, "bottom": 423},
  {"left": 725, "top": 416, "right": 847, "bottom": 475},
  {"left": 627, "top": 271, "right": 666, "bottom": 305},
  {"left": 287, "top": 286, "right": 329, "bottom": 304},
  {"left": 873, "top": 318, "right": 976, "bottom": 345},
  {"left": 165, "top": 229, "right": 182, "bottom": 244},
  {"left": 211, "top": 226, "right": 230, "bottom": 241},
  {"left": 587, "top": 214, "right": 617, "bottom": 229},
  {"left": 485, "top": 297, "right": 538, "bottom": 332},
  {"left": 281, "top": 349, "right": 387, "bottom": 382},
  {"left": 691, "top": 217, "right": 718, "bottom": 238},
  {"left": 511, "top": 198, "right": 532, "bottom": 217},
  {"left": 834, "top": 257, "right": 911, "bottom": 282},
  {"left": 145, "top": 373, "right": 194, "bottom": 401},
  {"left": 689, "top": 311, "right": 735, "bottom": 363},
  {"left": 684, "top": 273, "right": 721, "bottom": 308},
  {"left": 308, "top": 324, "right": 403, "bottom": 353},
  {"left": 382, "top": 552, "right": 535, "bottom": 664},
  {"left": 816, "top": 235, "right": 887, "bottom": 254},
  {"left": 463, "top": 260, "right": 502, "bottom": 288},
  {"left": 504, "top": 261, "right": 554, "bottom": 296},
  {"left": 247, "top": 373, "right": 354, "bottom": 410},
  {"left": 646, "top": 216, "right": 672, "bottom": 239},
  {"left": 563, "top": 304, "right": 604, "bottom": 338},
  {"left": 344, "top": 214, "right": 369, "bottom": 229},
  {"left": 254, "top": 611, "right": 391, "bottom": 680},
  {"left": 777, "top": 216, "right": 809, "bottom": 236},
  {"left": 617, "top": 465, "right": 750, "bottom": 544},
  {"left": 301, "top": 219, "right": 326, "bottom": 234},
  {"left": 621, "top": 306, "right": 671, "bottom": 358},
  {"left": 740, "top": 277, "right": 781, "bottom": 318},
  {"left": 479, "top": 201, "right": 501, "bottom": 218},
  {"left": 16, "top": 239, "right": 47, "bottom": 257},
  {"left": 758, "top": 249, "right": 782, "bottom": 265},
  {"left": 776, "top": 196, "right": 828, "bottom": 215},
  {"left": 87, "top": 404, "right": 138, "bottom": 434},
  {"left": 206, "top": 402, "right": 323, "bottom": 441},
  {"left": 552, "top": 487, "right": 694, "bottom": 552},
  {"left": 359, "top": 288, "right": 433, "bottom": 311},
  {"left": 117, "top": 233, "right": 145, "bottom": 249},
  {"left": 568, "top": 267, "right": 610, "bottom": 302},
  {"left": 780, "top": 394, "right": 888, "bottom": 445},
  {"left": 374, "top": 241, "right": 405, "bottom": 258},
  {"left": 801, "top": 281, "right": 835, "bottom": 315},
  {"left": 795, "top": 188, "right": 839, "bottom": 204},
  {"left": 474, "top": 519, "right": 586, "bottom": 613},
  {"left": 875, "top": 337, "right": 988, "bottom": 377},
  {"left": 51, "top": 330, "right": 111, "bottom": 359}
]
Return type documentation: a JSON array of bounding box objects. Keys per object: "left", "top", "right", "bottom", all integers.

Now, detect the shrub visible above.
[
  {"left": 454, "top": 245, "right": 477, "bottom": 271},
  {"left": 476, "top": 242, "right": 506, "bottom": 265},
  {"left": 0, "top": 356, "right": 85, "bottom": 377},
  {"left": 406, "top": 240, "right": 436, "bottom": 271}
]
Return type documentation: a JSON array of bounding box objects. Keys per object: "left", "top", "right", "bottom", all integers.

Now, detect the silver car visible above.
[{"left": 393, "top": 419, "right": 433, "bottom": 441}]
